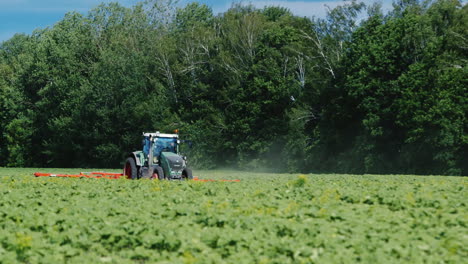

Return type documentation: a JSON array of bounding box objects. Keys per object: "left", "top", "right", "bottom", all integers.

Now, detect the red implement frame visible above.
[
  {"left": 34, "top": 172, "right": 124, "bottom": 179},
  {"left": 34, "top": 172, "right": 240, "bottom": 182}
]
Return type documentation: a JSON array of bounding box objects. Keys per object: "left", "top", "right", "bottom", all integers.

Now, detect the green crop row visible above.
[{"left": 0, "top": 168, "right": 466, "bottom": 263}]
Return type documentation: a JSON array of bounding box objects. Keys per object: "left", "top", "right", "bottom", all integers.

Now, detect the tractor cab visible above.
[{"left": 142, "top": 132, "right": 179, "bottom": 163}]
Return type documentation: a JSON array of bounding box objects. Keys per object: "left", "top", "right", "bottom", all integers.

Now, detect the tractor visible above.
[{"left": 123, "top": 132, "right": 193, "bottom": 180}]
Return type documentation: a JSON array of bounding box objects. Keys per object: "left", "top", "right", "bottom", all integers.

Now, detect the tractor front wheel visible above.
[
  {"left": 182, "top": 168, "right": 193, "bottom": 180},
  {"left": 151, "top": 166, "right": 165, "bottom": 180},
  {"left": 124, "top": 157, "right": 138, "bottom": 180}
]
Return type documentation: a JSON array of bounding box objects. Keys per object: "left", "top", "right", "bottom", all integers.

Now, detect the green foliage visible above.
[
  {"left": 0, "top": 169, "right": 466, "bottom": 262},
  {"left": 4, "top": 113, "right": 33, "bottom": 167},
  {"left": 315, "top": 0, "right": 467, "bottom": 175},
  {"left": 0, "top": 0, "right": 466, "bottom": 175}
]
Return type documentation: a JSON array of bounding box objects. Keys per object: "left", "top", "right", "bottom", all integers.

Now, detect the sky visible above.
[{"left": 0, "top": 0, "right": 395, "bottom": 42}]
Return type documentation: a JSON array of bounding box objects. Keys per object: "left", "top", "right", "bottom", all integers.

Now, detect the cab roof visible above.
[{"left": 143, "top": 132, "right": 179, "bottom": 138}]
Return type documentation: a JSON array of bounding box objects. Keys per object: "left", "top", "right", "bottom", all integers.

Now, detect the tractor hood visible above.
[
  {"left": 160, "top": 152, "right": 186, "bottom": 179},
  {"left": 162, "top": 152, "right": 184, "bottom": 169}
]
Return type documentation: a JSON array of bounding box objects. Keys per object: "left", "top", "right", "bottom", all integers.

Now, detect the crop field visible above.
[{"left": 0, "top": 168, "right": 466, "bottom": 263}]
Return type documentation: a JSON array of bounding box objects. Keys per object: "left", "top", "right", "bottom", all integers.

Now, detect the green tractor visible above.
[{"left": 123, "top": 132, "right": 193, "bottom": 180}]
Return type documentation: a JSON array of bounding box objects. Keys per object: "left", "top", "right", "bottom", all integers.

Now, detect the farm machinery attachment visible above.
[
  {"left": 33, "top": 172, "right": 239, "bottom": 182},
  {"left": 34, "top": 172, "right": 124, "bottom": 179}
]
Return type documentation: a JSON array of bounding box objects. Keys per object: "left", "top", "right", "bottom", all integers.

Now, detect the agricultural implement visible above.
[
  {"left": 34, "top": 172, "right": 123, "bottom": 179},
  {"left": 33, "top": 172, "right": 239, "bottom": 182},
  {"left": 34, "top": 131, "right": 240, "bottom": 182}
]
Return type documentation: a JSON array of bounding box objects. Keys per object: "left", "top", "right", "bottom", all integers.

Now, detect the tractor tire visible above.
[
  {"left": 151, "top": 166, "right": 165, "bottom": 180},
  {"left": 124, "top": 157, "right": 138, "bottom": 180},
  {"left": 182, "top": 168, "right": 193, "bottom": 180}
]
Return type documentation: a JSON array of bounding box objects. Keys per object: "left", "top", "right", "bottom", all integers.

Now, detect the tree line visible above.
[{"left": 0, "top": 0, "right": 466, "bottom": 175}]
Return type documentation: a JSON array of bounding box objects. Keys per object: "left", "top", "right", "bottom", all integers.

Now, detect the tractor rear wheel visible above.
[
  {"left": 182, "top": 168, "right": 193, "bottom": 180},
  {"left": 151, "top": 166, "right": 165, "bottom": 180},
  {"left": 124, "top": 157, "right": 138, "bottom": 180}
]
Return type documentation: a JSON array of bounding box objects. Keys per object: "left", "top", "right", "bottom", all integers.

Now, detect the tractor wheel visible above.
[
  {"left": 124, "top": 157, "right": 138, "bottom": 180},
  {"left": 182, "top": 168, "right": 193, "bottom": 180},
  {"left": 151, "top": 166, "right": 165, "bottom": 180}
]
